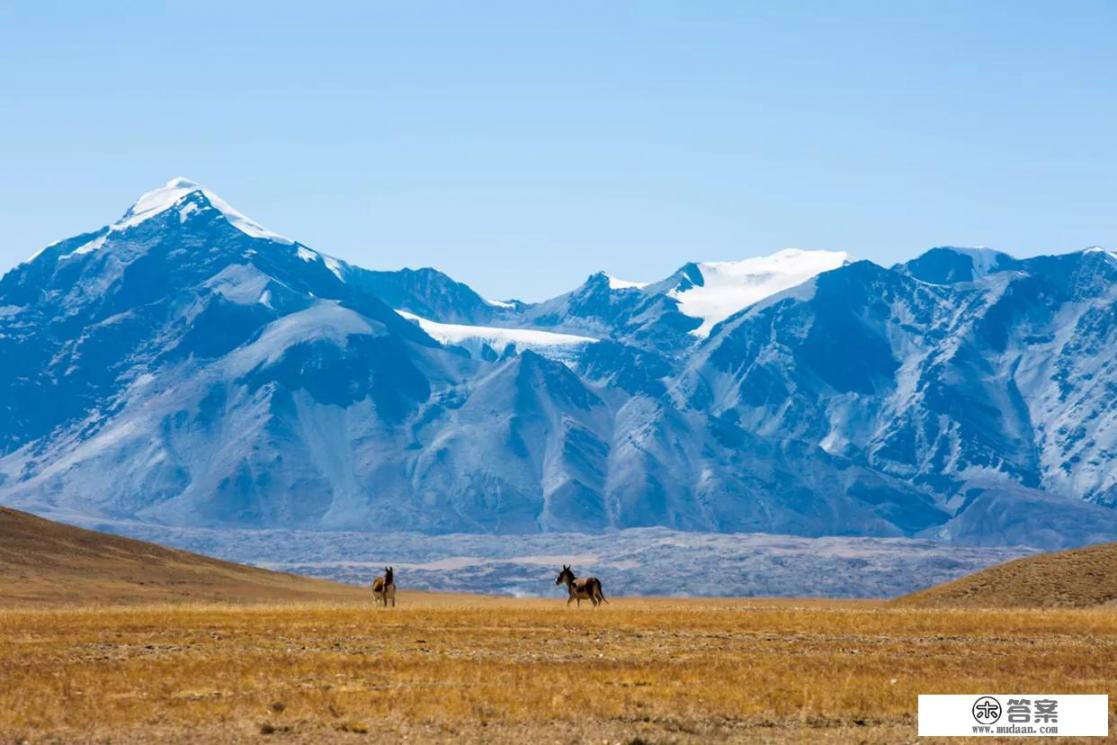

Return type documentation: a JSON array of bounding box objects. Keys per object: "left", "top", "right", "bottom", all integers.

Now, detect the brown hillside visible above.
[
  {"left": 895, "top": 540, "right": 1117, "bottom": 609},
  {"left": 0, "top": 507, "right": 369, "bottom": 606}
]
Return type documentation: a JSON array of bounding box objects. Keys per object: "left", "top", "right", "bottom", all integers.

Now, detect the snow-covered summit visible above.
[
  {"left": 113, "top": 177, "right": 293, "bottom": 244},
  {"left": 1083, "top": 245, "right": 1117, "bottom": 261},
  {"left": 668, "top": 248, "right": 850, "bottom": 337},
  {"left": 604, "top": 274, "right": 649, "bottom": 291}
]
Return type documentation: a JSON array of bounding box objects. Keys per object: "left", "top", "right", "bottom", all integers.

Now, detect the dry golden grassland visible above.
[
  {"left": 1, "top": 594, "right": 1115, "bottom": 744},
  {"left": 896, "top": 539, "right": 1117, "bottom": 609},
  {"left": 0, "top": 507, "right": 369, "bottom": 607}
]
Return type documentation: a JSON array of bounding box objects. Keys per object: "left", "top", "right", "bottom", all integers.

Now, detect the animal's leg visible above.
[{"left": 567, "top": 595, "right": 573, "bottom": 606}]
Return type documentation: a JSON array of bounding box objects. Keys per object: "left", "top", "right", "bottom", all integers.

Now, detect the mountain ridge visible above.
[{"left": 1, "top": 179, "right": 1114, "bottom": 549}]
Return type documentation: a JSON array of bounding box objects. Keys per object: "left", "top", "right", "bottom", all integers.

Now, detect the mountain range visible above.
[{"left": 1, "top": 178, "right": 1115, "bottom": 549}]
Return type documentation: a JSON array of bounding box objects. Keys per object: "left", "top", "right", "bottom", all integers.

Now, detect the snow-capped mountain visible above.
[{"left": 1, "top": 178, "right": 1116, "bottom": 549}]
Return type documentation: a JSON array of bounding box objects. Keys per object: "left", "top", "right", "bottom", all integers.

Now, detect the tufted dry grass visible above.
[{"left": 1, "top": 595, "right": 1115, "bottom": 743}]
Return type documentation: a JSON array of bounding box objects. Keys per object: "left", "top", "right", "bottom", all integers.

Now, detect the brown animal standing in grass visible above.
[
  {"left": 555, "top": 564, "right": 607, "bottom": 607},
  {"left": 370, "top": 566, "right": 396, "bottom": 607}
]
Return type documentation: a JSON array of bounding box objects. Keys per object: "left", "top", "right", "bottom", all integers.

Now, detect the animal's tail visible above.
[{"left": 595, "top": 580, "right": 609, "bottom": 604}]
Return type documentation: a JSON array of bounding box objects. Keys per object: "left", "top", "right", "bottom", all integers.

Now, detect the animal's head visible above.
[
  {"left": 556, "top": 565, "right": 574, "bottom": 586},
  {"left": 385, "top": 566, "right": 394, "bottom": 582}
]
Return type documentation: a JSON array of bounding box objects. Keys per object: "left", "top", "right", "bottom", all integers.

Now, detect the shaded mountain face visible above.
[
  {"left": 351, "top": 267, "right": 513, "bottom": 325},
  {"left": 1, "top": 179, "right": 1115, "bottom": 548},
  {"left": 896, "top": 246, "right": 1020, "bottom": 284},
  {"left": 680, "top": 251, "right": 1117, "bottom": 513}
]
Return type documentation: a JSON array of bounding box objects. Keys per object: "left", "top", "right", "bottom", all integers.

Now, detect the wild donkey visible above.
[
  {"left": 555, "top": 564, "right": 608, "bottom": 607},
  {"left": 371, "top": 566, "right": 396, "bottom": 607}
]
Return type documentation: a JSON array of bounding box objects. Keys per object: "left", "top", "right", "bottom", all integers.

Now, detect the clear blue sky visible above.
[{"left": 2, "top": 1, "right": 1115, "bottom": 301}]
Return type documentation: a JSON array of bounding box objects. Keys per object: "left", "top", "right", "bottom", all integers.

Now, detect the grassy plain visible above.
[{"left": 1, "top": 594, "right": 1115, "bottom": 744}]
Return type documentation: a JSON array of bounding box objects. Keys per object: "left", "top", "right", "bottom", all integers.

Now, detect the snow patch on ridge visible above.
[
  {"left": 321, "top": 255, "right": 345, "bottom": 281},
  {"left": 395, "top": 310, "right": 597, "bottom": 351},
  {"left": 296, "top": 245, "right": 346, "bottom": 281},
  {"left": 606, "top": 274, "right": 649, "bottom": 290},
  {"left": 1084, "top": 245, "right": 1117, "bottom": 261},
  {"left": 671, "top": 248, "right": 850, "bottom": 337},
  {"left": 71, "top": 234, "right": 108, "bottom": 256}
]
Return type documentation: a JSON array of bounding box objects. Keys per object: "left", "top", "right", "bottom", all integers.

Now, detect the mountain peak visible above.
[
  {"left": 1083, "top": 245, "right": 1116, "bottom": 261},
  {"left": 114, "top": 177, "right": 292, "bottom": 245},
  {"left": 116, "top": 177, "right": 205, "bottom": 229},
  {"left": 582, "top": 271, "right": 648, "bottom": 292},
  {"left": 899, "top": 246, "right": 1018, "bottom": 284},
  {"left": 165, "top": 176, "right": 201, "bottom": 190}
]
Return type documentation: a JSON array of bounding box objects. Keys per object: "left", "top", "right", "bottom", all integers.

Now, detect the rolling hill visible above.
[
  {"left": 895, "top": 540, "right": 1117, "bottom": 609},
  {"left": 0, "top": 507, "right": 369, "bottom": 606}
]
